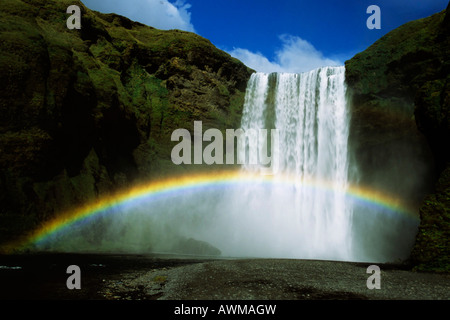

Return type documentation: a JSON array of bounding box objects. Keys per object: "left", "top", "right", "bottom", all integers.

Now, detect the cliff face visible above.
[
  {"left": 346, "top": 4, "right": 450, "bottom": 272},
  {"left": 0, "top": 0, "right": 253, "bottom": 244}
]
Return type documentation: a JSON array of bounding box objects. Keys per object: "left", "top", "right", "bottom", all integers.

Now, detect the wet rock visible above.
[{"left": 171, "top": 237, "right": 221, "bottom": 256}]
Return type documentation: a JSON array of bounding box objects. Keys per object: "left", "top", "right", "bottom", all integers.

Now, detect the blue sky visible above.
[{"left": 82, "top": 0, "right": 449, "bottom": 72}]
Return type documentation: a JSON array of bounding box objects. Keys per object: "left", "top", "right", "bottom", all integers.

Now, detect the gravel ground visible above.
[
  {"left": 99, "top": 258, "right": 450, "bottom": 300},
  {"left": 0, "top": 253, "right": 448, "bottom": 300}
]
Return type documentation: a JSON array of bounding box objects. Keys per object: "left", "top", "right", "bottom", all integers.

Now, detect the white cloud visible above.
[
  {"left": 82, "top": 0, "right": 195, "bottom": 32},
  {"left": 227, "top": 48, "right": 285, "bottom": 73},
  {"left": 228, "top": 35, "right": 342, "bottom": 73}
]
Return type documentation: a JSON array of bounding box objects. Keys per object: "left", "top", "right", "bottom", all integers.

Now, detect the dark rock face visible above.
[
  {"left": 0, "top": 0, "right": 253, "bottom": 245},
  {"left": 411, "top": 166, "right": 450, "bottom": 272},
  {"left": 345, "top": 5, "right": 450, "bottom": 272}
]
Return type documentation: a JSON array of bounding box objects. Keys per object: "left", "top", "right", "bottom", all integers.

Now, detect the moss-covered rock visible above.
[
  {"left": 0, "top": 0, "right": 253, "bottom": 246},
  {"left": 345, "top": 3, "right": 450, "bottom": 272},
  {"left": 410, "top": 164, "right": 450, "bottom": 272}
]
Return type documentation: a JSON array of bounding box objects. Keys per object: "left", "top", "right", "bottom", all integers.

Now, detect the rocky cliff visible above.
[
  {"left": 0, "top": 0, "right": 253, "bottom": 245},
  {"left": 345, "top": 3, "right": 450, "bottom": 272}
]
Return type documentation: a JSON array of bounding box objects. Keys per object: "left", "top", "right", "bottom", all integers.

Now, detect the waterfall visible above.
[
  {"left": 31, "top": 64, "right": 419, "bottom": 263},
  {"left": 234, "top": 66, "right": 354, "bottom": 261}
]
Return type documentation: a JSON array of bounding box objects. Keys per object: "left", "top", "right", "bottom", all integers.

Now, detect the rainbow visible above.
[{"left": 2, "top": 170, "right": 419, "bottom": 254}]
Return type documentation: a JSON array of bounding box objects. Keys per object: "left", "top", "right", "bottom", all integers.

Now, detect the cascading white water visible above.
[{"left": 234, "top": 66, "right": 354, "bottom": 261}]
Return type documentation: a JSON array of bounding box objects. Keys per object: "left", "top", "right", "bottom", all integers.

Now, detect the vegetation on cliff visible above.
[
  {"left": 0, "top": 0, "right": 253, "bottom": 245},
  {"left": 345, "top": 4, "right": 450, "bottom": 272}
]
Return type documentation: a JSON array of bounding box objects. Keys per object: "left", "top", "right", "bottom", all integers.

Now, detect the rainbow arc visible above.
[{"left": 2, "top": 170, "right": 419, "bottom": 254}]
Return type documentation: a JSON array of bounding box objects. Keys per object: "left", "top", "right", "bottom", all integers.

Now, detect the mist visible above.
[{"left": 32, "top": 67, "right": 432, "bottom": 264}]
